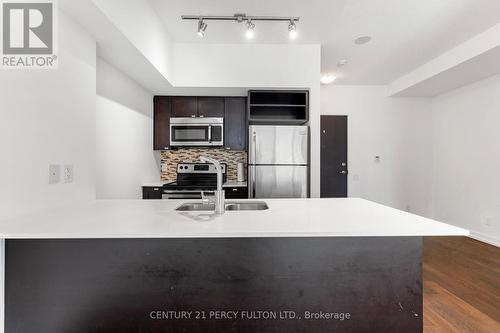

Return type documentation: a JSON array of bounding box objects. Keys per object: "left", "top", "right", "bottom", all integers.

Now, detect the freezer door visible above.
[
  {"left": 249, "top": 165, "right": 309, "bottom": 198},
  {"left": 249, "top": 126, "right": 308, "bottom": 165}
]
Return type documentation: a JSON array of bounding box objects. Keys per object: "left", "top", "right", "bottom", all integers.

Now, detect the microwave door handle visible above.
[{"left": 208, "top": 125, "right": 212, "bottom": 143}]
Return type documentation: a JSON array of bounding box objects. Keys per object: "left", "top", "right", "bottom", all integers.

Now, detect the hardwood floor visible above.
[{"left": 423, "top": 237, "right": 500, "bottom": 332}]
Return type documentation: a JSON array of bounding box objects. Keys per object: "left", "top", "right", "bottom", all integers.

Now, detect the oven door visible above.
[{"left": 170, "top": 121, "right": 223, "bottom": 147}]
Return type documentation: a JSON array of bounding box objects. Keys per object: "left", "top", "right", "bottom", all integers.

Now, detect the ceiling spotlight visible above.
[
  {"left": 197, "top": 18, "right": 207, "bottom": 37},
  {"left": 320, "top": 74, "right": 336, "bottom": 85},
  {"left": 288, "top": 20, "right": 297, "bottom": 39},
  {"left": 245, "top": 19, "right": 255, "bottom": 39}
]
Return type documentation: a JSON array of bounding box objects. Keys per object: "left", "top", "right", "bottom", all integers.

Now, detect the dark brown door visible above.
[
  {"left": 171, "top": 97, "right": 197, "bottom": 117},
  {"left": 321, "top": 115, "right": 348, "bottom": 197},
  {"left": 224, "top": 97, "right": 247, "bottom": 150},
  {"left": 153, "top": 96, "right": 171, "bottom": 150},
  {"left": 198, "top": 97, "right": 225, "bottom": 118}
]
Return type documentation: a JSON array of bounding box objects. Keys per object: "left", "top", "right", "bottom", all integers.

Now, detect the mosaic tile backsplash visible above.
[{"left": 160, "top": 149, "right": 247, "bottom": 182}]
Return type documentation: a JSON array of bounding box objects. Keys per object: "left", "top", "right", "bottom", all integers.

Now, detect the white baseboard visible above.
[{"left": 469, "top": 231, "right": 500, "bottom": 248}]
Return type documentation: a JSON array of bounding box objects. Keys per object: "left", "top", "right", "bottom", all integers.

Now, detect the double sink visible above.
[{"left": 176, "top": 201, "right": 269, "bottom": 211}]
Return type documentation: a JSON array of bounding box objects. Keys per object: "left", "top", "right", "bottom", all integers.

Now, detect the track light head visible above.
[
  {"left": 197, "top": 18, "right": 207, "bottom": 37},
  {"left": 245, "top": 19, "right": 255, "bottom": 39},
  {"left": 288, "top": 19, "right": 297, "bottom": 39}
]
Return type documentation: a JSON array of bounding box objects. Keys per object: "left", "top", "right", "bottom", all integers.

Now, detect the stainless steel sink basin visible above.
[
  {"left": 225, "top": 202, "right": 269, "bottom": 211},
  {"left": 176, "top": 201, "right": 268, "bottom": 212},
  {"left": 175, "top": 203, "right": 215, "bottom": 211}
]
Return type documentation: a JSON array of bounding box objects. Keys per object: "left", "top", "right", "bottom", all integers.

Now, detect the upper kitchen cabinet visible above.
[
  {"left": 170, "top": 97, "right": 225, "bottom": 118},
  {"left": 153, "top": 96, "right": 171, "bottom": 150},
  {"left": 224, "top": 97, "right": 247, "bottom": 150},
  {"left": 248, "top": 90, "right": 309, "bottom": 125},
  {"left": 171, "top": 97, "right": 197, "bottom": 117},
  {"left": 153, "top": 95, "right": 248, "bottom": 151},
  {"left": 198, "top": 97, "right": 225, "bottom": 118}
]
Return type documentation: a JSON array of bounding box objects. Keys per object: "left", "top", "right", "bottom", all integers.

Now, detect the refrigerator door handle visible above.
[
  {"left": 249, "top": 166, "right": 256, "bottom": 198},
  {"left": 251, "top": 130, "right": 257, "bottom": 165}
]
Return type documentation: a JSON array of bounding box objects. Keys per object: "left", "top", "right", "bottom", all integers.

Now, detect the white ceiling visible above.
[{"left": 149, "top": 0, "right": 500, "bottom": 85}]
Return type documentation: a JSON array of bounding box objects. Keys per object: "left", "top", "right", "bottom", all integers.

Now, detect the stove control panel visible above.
[{"left": 177, "top": 163, "right": 227, "bottom": 174}]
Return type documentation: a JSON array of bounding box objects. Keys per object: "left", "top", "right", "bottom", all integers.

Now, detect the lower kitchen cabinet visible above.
[
  {"left": 142, "top": 186, "right": 163, "bottom": 199},
  {"left": 225, "top": 186, "right": 248, "bottom": 199}
]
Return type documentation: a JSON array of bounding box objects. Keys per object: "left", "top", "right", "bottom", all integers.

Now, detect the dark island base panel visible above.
[{"left": 5, "top": 237, "right": 422, "bottom": 333}]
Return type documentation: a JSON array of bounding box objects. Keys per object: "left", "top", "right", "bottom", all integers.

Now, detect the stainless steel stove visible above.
[{"left": 163, "top": 163, "right": 227, "bottom": 199}]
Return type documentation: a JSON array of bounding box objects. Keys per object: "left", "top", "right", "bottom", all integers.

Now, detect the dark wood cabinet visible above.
[
  {"left": 224, "top": 186, "right": 248, "bottom": 199},
  {"left": 248, "top": 90, "right": 309, "bottom": 125},
  {"left": 153, "top": 95, "right": 249, "bottom": 151},
  {"left": 198, "top": 97, "right": 224, "bottom": 118},
  {"left": 224, "top": 97, "right": 247, "bottom": 150},
  {"left": 142, "top": 186, "right": 163, "bottom": 199},
  {"left": 171, "top": 97, "right": 197, "bottom": 117},
  {"left": 153, "top": 96, "right": 171, "bottom": 150}
]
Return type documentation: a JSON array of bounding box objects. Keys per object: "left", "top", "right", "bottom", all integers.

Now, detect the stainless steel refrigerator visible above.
[{"left": 248, "top": 125, "right": 309, "bottom": 198}]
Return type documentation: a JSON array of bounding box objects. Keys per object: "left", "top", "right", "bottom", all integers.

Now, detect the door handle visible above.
[{"left": 252, "top": 132, "right": 257, "bottom": 165}]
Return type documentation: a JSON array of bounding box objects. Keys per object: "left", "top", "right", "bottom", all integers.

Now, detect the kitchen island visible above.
[{"left": 0, "top": 198, "right": 468, "bottom": 333}]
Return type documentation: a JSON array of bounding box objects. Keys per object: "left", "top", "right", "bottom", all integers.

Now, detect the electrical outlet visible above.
[
  {"left": 64, "top": 164, "right": 74, "bottom": 183},
  {"left": 49, "top": 164, "right": 60, "bottom": 184}
]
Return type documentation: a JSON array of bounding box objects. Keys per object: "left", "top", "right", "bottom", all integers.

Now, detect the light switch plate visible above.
[
  {"left": 49, "top": 164, "right": 60, "bottom": 184},
  {"left": 63, "top": 164, "right": 74, "bottom": 183}
]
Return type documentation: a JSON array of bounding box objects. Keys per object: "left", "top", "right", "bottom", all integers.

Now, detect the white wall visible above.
[
  {"left": 0, "top": 11, "right": 96, "bottom": 220},
  {"left": 92, "top": 0, "right": 174, "bottom": 84},
  {"left": 321, "top": 86, "right": 433, "bottom": 215},
  {"left": 96, "top": 59, "right": 161, "bottom": 199},
  {"left": 431, "top": 74, "right": 500, "bottom": 246},
  {"left": 173, "top": 44, "right": 320, "bottom": 88}
]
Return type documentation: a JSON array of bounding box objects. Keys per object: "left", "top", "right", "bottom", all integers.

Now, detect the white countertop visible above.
[
  {"left": 0, "top": 198, "right": 468, "bottom": 239},
  {"left": 222, "top": 181, "right": 247, "bottom": 188}
]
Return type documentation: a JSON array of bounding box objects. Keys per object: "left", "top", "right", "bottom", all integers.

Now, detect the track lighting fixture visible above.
[
  {"left": 245, "top": 20, "right": 255, "bottom": 39},
  {"left": 182, "top": 14, "right": 300, "bottom": 40},
  {"left": 197, "top": 18, "right": 207, "bottom": 37},
  {"left": 288, "top": 20, "right": 297, "bottom": 39}
]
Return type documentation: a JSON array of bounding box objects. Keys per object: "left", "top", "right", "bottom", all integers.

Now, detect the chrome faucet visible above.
[{"left": 200, "top": 156, "right": 225, "bottom": 214}]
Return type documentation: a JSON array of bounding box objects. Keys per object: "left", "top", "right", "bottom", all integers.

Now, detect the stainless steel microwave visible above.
[{"left": 170, "top": 117, "right": 224, "bottom": 147}]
